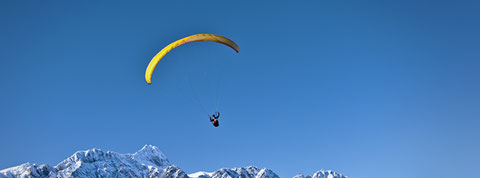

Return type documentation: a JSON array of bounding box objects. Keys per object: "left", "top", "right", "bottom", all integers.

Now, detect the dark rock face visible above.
[{"left": 162, "top": 165, "right": 189, "bottom": 178}]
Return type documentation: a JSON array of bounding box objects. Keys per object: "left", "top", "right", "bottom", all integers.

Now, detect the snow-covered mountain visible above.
[
  {"left": 0, "top": 145, "right": 170, "bottom": 178},
  {"left": 188, "top": 166, "right": 279, "bottom": 178},
  {"left": 293, "top": 170, "right": 346, "bottom": 178},
  {"left": 0, "top": 145, "right": 347, "bottom": 178}
]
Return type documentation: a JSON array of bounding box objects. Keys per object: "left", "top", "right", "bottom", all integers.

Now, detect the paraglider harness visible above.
[{"left": 209, "top": 112, "right": 220, "bottom": 127}]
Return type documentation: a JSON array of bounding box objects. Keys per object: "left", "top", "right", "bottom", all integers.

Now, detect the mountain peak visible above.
[
  {"left": 132, "top": 145, "right": 170, "bottom": 168},
  {"left": 135, "top": 145, "right": 163, "bottom": 156}
]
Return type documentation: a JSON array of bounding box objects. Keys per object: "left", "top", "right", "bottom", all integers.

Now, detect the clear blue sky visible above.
[{"left": 1, "top": 1, "right": 479, "bottom": 177}]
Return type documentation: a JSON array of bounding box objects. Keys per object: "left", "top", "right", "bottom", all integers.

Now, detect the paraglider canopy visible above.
[{"left": 145, "top": 34, "right": 240, "bottom": 84}]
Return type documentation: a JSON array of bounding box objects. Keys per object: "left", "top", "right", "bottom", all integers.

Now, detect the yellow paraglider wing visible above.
[{"left": 145, "top": 34, "right": 240, "bottom": 84}]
